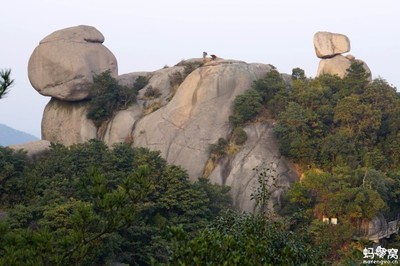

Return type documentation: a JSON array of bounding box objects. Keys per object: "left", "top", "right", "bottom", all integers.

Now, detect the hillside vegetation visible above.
[
  {"left": 1, "top": 62, "right": 399, "bottom": 265},
  {"left": 0, "top": 141, "right": 324, "bottom": 265},
  {"left": 230, "top": 62, "right": 400, "bottom": 262}
]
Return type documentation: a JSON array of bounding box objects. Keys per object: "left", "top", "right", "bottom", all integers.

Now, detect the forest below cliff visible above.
[{"left": 1, "top": 62, "right": 399, "bottom": 265}]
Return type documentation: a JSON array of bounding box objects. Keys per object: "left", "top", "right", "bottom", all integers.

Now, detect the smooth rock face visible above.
[
  {"left": 28, "top": 25, "right": 118, "bottom": 101},
  {"left": 317, "top": 55, "right": 371, "bottom": 79},
  {"left": 133, "top": 60, "right": 273, "bottom": 180},
  {"left": 317, "top": 55, "right": 352, "bottom": 78},
  {"left": 42, "top": 98, "right": 97, "bottom": 145},
  {"left": 8, "top": 140, "right": 51, "bottom": 160},
  {"left": 103, "top": 105, "right": 143, "bottom": 145},
  {"left": 208, "top": 123, "right": 297, "bottom": 212},
  {"left": 313, "top": 31, "right": 350, "bottom": 58},
  {"left": 40, "top": 25, "right": 105, "bottom": 43}
]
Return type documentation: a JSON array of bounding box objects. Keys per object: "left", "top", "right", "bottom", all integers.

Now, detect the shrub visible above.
[
  {"left": 230, "top": 89, "right": 263, "bottom": 126},
  {"left": 232, "top": 127, "right": 248, "bottom": 145},
  {"left": 87, "top": 71, "right": 137, "bottom": 127},
  {"left": 144, "top": 86, "right": 161, "bottom": 98},
  {"left": 184, "top": 61, "right": 203, "bottom": 76},
  {"left": 133, "top": 76, "right": 149, "bottom": 91},
  {"left": 253, "top": 69, "right": 287, "bottom": 103},
  {"left": 292, "top": 67, "right": 306, "bottom": 80},
  {"left": 209, "top": 138, "right": 228, "bottom": 156},
  {"left": 169, "top": 71, "right": 184, "bottom": 89}
]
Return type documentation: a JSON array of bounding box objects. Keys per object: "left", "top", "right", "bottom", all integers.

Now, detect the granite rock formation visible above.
[
  {"left": 26, "top": 26, "right": 299, "bottom": 212},
  {"left": 313, "top": 31, "right": 350, "bottom": 58},
  {"left": 28, "top": 25, "right": 118, "bottom": 101},
  {"left": 315, "top": 31, "right": 371, "bottom": 79}
]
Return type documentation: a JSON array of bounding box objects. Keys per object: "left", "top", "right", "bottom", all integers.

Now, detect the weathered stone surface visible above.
[
  {"left": 355, "top": 213, "right": 392, "bottom": 242},
  {"left": 36, "top": 48, "right": 298, "bottom": 211},
  {"left": 208, "top": 123, "right": 297, "bottom": 212},
  {"left": 317, "top": 55, "right": 371, "bottom": 79},
  {"left": 8, "top": 140, "right": 51, "bottom": 160},
  {"left": 28, "top": 25, "right": 118, "bottom": 101},
  {"left": 313, "top": 31, "right": 350, "bottom": 58},
  {"left": 317, "top": 55, "right": 352, "bottom": 78},
  {"left": 103, "top": 105, "right": 143, "bottom": 145},
  {"left": 42, "top": 98, "right": 96, "bottom": 145},
  {"left": 138, "top": 66, "right": 186, "bottom": 105},
  {"left": 117, "top": 72, "right": 150, "bottom": 87},
  {"left": 132, "top": 60, "right": 272, "bottom": 180},
  {"left": 40, "top": 25, "right": 105, "bottom": 43}
]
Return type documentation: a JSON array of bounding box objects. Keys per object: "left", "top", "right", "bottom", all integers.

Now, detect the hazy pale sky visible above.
[{"left": 1, "top": 0, "right": 399, "bottom": 138}]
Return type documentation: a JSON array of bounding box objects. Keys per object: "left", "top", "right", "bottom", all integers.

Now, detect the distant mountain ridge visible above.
[{"left": 0, "top": 124, "right": 39, "bottom": 146}]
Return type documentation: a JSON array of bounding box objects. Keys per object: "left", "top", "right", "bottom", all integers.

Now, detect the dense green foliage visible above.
[
  {"left": 2, "top": 61, "right": 400, "bottom": 265},
  {"left": 209, "top": 137, "right": 228, "bottom": 156},
  {"left": 169, "top": 210, "right": 325, "bottom": 266},
  {"left": 87, "top": 71, "right": 138, "bottom": 127},
  {"left": 229, "top": 62, "right": 400, "bottom": 263},
  {"left": 0, "top": 69, "right": 14, "bottom": 99},
  {"left": 229, "top": 88, "right": 263, "bottom": 126},
  {"left": 0, "top": 141, "right": 231, "bottom": 265}
]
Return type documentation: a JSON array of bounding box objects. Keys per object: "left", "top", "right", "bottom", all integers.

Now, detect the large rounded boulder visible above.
[
  {"left": 313, "top": 31, "right": 350, "bottom": 58},
  {"left": 28, "top": 25, "right": 118, "bottom": 101}
]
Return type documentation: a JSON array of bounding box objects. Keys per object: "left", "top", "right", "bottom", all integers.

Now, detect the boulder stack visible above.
[
  {"left": 28, "top": 25, "right": 118, "bottom": 101},
  {"left": 314, "top": 31, "right": 371, "bottom": 78},
  {"left": 27, "top": 26, "right": 300, "bottom": 212}
]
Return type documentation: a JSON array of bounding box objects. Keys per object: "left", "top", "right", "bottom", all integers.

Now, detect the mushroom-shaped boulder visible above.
[{"left": 28, "top": 25, "right": 118, "bottom": 101}]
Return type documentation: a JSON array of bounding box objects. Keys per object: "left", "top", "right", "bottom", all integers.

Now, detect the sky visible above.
[{"left": 1, "top": 0, "right": 399, "bottom": 138}]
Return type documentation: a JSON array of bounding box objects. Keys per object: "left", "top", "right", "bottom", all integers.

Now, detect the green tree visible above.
[
  {"left": 291, "top": 67, "right": 306, "bottom": 81},
  {"left": 275, "top": 102, "right": 321, "bottom": 163},
  {"left": 253, "top": 69, "right": 287, "bottom": 103},
  {"left": 250, "top": 162, "right": 277, "bottom": 216},
  {"left": 341, "top": 61, "right": 370, "bottom": 96},
  {"left": 0, "top": 147, "right": 28, "bottom": 207},
  {"left": 0, "top": 69, "right": 14, "bottom": 99},
  {"left": 253, "top": 69, "right": 289, "bottom": 116},
  {"left": 229, "top": 89, "right": 262, "bottom": 126},
  {"left": 334, "top": 94, "right": 381, "bottom": 143}
]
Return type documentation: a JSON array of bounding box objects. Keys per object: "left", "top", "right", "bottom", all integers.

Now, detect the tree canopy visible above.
[
  {"left": 1, "top": 61, "right": 399, "bottom": 265},
  {"left": 230, "top": 62, "right": 400, "bottom": 263},
  {"left": 0, "top": 141, "right": 231, "bottom": 265}
]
